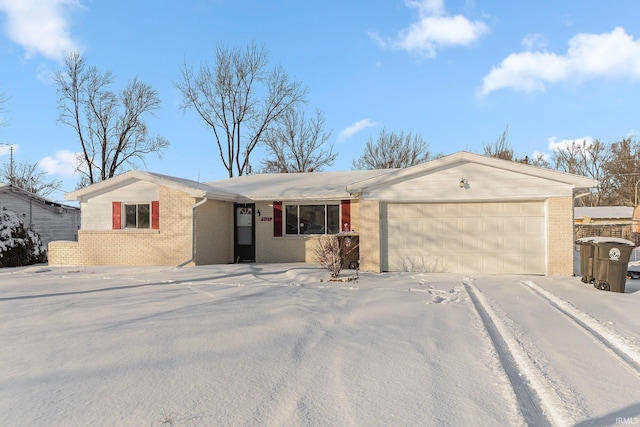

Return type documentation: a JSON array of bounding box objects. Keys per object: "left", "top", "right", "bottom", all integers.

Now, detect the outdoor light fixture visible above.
[
  {"left": 459, "top": 178, "right": 468, "bottom": 188},
  {"left": 257, "top": 209, "right": 261, "bottom": 217}
]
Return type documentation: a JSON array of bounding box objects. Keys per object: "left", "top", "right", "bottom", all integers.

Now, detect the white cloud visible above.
[
  {"left": 547, "top": 136, "right": 594, "bottom": 152},
  {"left": 532, "top": 150, "right": 549, "bottom": 162},
  {"left": 338, "top": 119, "right": 377, "bottom": 142},
  {"left": 479, "top": 27, "right": 640, "bottom": 96},
  {"left": 39, "top": 149, "right": 79, "bottom": 177},
  {"left": 521, "top": 33, "right": 547, "bottom": 51},
  {"left": 36, "top": 64, "right": 55, "bottom": 84},
  {"left": 0, "top": 0, "right": 82, "bottom": 61},
  {"left": 372, "top": 0, "right": 488, "bottom": 57},
  {"left": 0, "top": 143, "right": 18, "bottom": 156}
]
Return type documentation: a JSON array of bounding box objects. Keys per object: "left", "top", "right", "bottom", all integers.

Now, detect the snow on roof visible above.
[
  {"left": 574, "top": 206, "right": 634, "bottom": 220},
  {"left": 206, "top": 169, "right": 395, "bottom": 201},
  {"left": 143, "top": 172, "right": 240, "bottom": 200},
  {"left": 346, "top": 151, "right": 599, "bottom": 192},
  {"left": 65, "top": 171, "right": 241, "bottom": 202},
  {"left": 0, "top": 182, "right": 79, "bottom": 210}
]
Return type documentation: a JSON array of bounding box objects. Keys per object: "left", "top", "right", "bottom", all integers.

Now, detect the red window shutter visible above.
[
  {"left": 112, "top": 201, "right": 122, "bottom": 230},
  {"left": 151, "top": 201, "right": 160, "bottom": 229},
  {"left": 341, "top": 200, "right": 351, "bottom": 232},
  {"left": 273, "top": 201, "right": 282, "bottom": 237}
]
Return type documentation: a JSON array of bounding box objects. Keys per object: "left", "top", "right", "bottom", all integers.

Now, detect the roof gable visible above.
[
  {"left": 65, "top": 171, "right": 241, "bottom": 202},
  {"left": 345, "top": 152, "right": 598, "bottom": 202}
]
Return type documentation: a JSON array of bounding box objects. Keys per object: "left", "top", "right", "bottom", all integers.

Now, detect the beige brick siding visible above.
[
  {"left": 349, "top": 200, "right": 361, "bottom": 234},
  {"left": 254, "top": 201, "right": 306, "bottom": 263},
  {"left": 49, "top": 187, "right": 197, "bottom": 266},
  {"left": 48, "top": 240, "right": 81, "bottom": 266},
  {"left": 546, "top": 196, "right": 574, "bottom": 276},
  {"left": 194, "top": 200, "right": 233, "bottom": 265},
  {"left": 358, "top": 200, "right": 381, "bottom": 272}
]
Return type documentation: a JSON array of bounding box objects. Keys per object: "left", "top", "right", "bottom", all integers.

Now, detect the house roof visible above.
[
  {"left": 345, "top": 151, "right": 598, "bottom": 193},
  {"left": 0, "top": 183, "right": 80, "bottom": 211},
  {"left": 65, "top": 171, "right": 241, "bottom": 202},
  {"left": 63, "top": 152, "right": 599, "bottom": 204},
  {"left": 206, "top": 169, "right": 394, "bottom": 201},
  {"left": 574, "top": 206, "right": 634, "bottom": 220}
]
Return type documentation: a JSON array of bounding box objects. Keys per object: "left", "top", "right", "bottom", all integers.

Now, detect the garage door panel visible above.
[
  {"left": 482, "top": 218, "right": 502, "bottom": 234},
  {"left": 402, "top": 218, "right": 421, "bottom": 234},
  {"left": 462, "top": 218, "right": 481, "bottom": 234},
  {"left": 422, "top": 234, "right": 444, "bottom": 249},
  {"left": 386, "top": 204, "right": 404, "bottom": 218},
  {"left": 463, "top": 235, "right": 482, "bottom": 251},
  {"left": 524, "top": 202, "right": 545, "bottom": 215},
  {"left": 462, "top": 203, "right": 482, "bottom": 217},
  {"left": 481, "top": 203, "right": 501, "bottom": 216},
  {"left": 482, "top": 236, "right": 503, "bottom": 252},
  {"left": 422, "top": 218, "right": 443, "bottom": 234},
  {"left": 383, "top": 202, "right": 546, "bottom": 274},
  {"left": 525, "top": 217, "right": 544, "bottom": 234},
  {"left": 525, "top": 236, "right": 545, "bottom": 251},
  {"left": 442, "top": 204, "right": 463, "bottom": 217},
  {"left": 402, "top": 234, "right": 422, "bottom": 249}
]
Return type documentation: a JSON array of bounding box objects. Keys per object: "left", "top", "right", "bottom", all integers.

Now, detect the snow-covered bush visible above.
[
  {"left": 0, "top": 206, "right": 47, "bottom": 267},
  {"left": 313, "top": 235, "right": 342, "bottom": 278}
]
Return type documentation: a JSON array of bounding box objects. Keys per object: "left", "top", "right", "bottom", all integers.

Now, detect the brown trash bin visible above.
[
  {"left": 592, "top": 237, "right": 635, "bottom": 293},
  {"left": 576, "top": 237, "right": 596, "bottom": 284},
  {"left": 338, "top": 232, "right": 359, "bottom": 269}
]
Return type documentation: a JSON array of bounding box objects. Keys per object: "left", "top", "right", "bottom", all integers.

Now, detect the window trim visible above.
[
  {"left": 112, "top": 200, "right": 160, "bottom": 230},
  {"left": 124, "top": 202, "right": 151, "bottom": 229},
  {"left": 283, "top": 202, "right": 341, "bottom": 236}
]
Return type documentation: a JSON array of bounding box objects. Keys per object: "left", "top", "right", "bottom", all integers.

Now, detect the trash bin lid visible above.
[
  {"left": 576, "top": 237, "right": 597, "bottom": 244},
  {"left": 590, "top": 236, "right": 635, "bottom": 246}
]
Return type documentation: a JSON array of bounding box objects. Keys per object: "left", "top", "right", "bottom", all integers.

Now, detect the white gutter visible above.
[
  {"left": 574, "top": 191, "right": 592, "bottom": 199},
  {"left": 178, "top": 197, "right": 208, "bottom": 267}
]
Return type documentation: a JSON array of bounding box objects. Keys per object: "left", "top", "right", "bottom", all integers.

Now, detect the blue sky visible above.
[{"left": 1, "top": 0, "right": 640, "bottom": 202}]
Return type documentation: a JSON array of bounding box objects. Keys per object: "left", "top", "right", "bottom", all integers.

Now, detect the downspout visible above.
[{"left": 178, "top": 197, "right": 208, "bottom": 267}]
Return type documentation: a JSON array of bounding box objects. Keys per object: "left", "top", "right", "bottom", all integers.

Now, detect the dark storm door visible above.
[{"left": 234, "top": 203, "right": 255, "bottom": 262}]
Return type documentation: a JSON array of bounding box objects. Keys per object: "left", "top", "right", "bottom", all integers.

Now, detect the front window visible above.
[
  {"left": 285, "top": 204, "right": 339, "bottom": 235},
  {"left": 124, "top": 203, "right": 150, "bottom": 229}
]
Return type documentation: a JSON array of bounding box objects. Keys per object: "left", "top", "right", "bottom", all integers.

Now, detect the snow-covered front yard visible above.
[{"left": 1, "top": 263, "right": 640, "bottom": 426}]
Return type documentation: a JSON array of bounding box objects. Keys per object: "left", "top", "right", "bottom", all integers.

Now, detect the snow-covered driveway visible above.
[{"left": 1, "top": 264, "right": 639, "bottom": 426}]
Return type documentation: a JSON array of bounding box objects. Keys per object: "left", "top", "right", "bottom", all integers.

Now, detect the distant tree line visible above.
[{"left": 483, "top": 126, "right": 640, "bottom": 207}]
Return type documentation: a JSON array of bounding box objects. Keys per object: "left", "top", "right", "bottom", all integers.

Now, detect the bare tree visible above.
[
  {"left": 260, "top": 108, "right": 335, "bottom": 173},
  {"left": 352, "top": 128, "right": 435, "bottom": 170},
  {"left": 53, "top": 52, "right": 169, "bottom": 186},
  {"left": 603, "top": 137, "right": 640, "bottom": 206},
  {"left": 483, "top": 125, "right": 514, "bottom": 160},
  {"left": 551, "top": 139, "right": 611, "bottom": 206},
  {"left": 313, "top": 235, "right": 342, "bottom": 278},
  {"left": 483, "top": 125, "right": 551, "bottom": 168},
  {"left": 0, "top": 160, "right": 62, "bottom": 198},
  {"left": 0, "top": 87, "right": 7, "bottom": 132},
  {"left": 176, "top": 42, "right": 308, "bottom": 177}
]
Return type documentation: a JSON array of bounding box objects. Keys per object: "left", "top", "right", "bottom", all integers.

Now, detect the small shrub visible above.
[
  {"left": 314, "top": 235, "right": 342, "bottom": 278},
  {"left": 0, "top": 206, "right": 47, "bottom": 267}
]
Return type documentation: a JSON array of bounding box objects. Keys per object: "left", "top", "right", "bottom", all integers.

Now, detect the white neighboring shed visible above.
[
  {"left": 0, "top": 183, "right": 80, "bottom": 247},
  {"left": 347, "top": 152, "right": 598, "bottom": 275}
]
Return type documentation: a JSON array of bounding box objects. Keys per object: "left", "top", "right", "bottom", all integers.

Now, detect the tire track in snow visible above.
[
  {"left": 462, "top": 279, "right": 555, "bottom": 427},
  {"left": 521, "top": 280, "right": 640, "bottom": 378}
]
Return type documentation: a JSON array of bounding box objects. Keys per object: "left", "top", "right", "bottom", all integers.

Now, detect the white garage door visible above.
[{"left": 382, "top": 202, "right": 546, "bottom": 274}]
